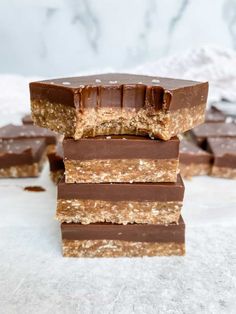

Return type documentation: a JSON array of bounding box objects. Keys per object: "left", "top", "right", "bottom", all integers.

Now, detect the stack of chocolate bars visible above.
[{"left": 30, "top": 73, "right": 208, "bottom": 257}]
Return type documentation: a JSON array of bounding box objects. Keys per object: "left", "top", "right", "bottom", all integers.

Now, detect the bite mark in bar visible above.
[{"left": 30, "top": 73, "right": 208, "bottom": 140}]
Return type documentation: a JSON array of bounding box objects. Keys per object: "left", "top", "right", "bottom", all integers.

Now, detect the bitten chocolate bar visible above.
[
  {"left": 48, "top": 142, "right": 64, "bottom": 184},
  {"left": 0, "top": 139, "right": 46, "bottom": 177},
  {"left": 179, "top": 139, "right": 212, "bottom": 179},
  {"left": 0, "top": 124, "right": 57, "bottom": 154},
  {"left": 56, "top": 175, "right": 185, "bottom": 225},
  {"left": 63, "top": 135, "right": 180, "bottom": 183},
  {"left": 190, "top": 122, "right": 236, "bottom": 148},
  {"left": 61, "top": 216, "right": 185, "bottom": 257},
  {"left": 30, "top": 73, "right": 208, "bottom": 141},
  {"left": 207, "top": 137, "right": 236, "bottom": 179}
]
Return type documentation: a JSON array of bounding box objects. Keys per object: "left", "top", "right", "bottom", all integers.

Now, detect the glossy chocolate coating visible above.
[
  {"left": 191, "top": 123, "right": 236, "bottom": 148},
  {"left": 205, "top": 106, "right": 226, "bottom": 123},
  {"left": 30, "top": 73, "right": 208, "bottom": 112},
  {"left": 180, "top": 139, "right": 212, "bottom": 165},
  {"left": 0, "top": 139, "right": 46, "bottom": 168},
  {"left": 58, "top": 175, "right": 184, "bottom": 202},
  {"left": 207, "top": 137, "right": 236, "bottom": 168},
  {"left": 0, "top": 124, "right": 57, "bottom": 145},
  {"left": 48, "top": 142, "right": 64, "bottom": 171},
  {"left": 61, "top": 216, "right": 185, "bottom": 243},
  {"left": 63, "top": 135, "right": 179, "bottom": 160}
]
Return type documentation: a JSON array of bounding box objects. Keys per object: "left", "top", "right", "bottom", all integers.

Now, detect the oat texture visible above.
[
  {"left": 62, "top": 239, "right": 185, "bottom": 257},
  {"left": 56, "top": 199, "right": 183, "bottom": 225},
  {"left": 64, "top": 159, "right": 179, "bottom": 183}
]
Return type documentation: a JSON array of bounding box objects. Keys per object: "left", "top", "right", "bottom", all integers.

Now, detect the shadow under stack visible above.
[{"left": 30, "top": 73, "right": 208, "bottom": 257}]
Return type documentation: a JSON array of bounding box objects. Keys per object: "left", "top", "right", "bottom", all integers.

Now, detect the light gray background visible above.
[{"left": 0, "top": 0, "right": 236, "bottom": 76}]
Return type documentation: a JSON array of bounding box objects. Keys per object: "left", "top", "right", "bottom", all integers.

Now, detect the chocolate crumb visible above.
[{"left": 24, "top": 186, "right": 46, "bottom": 192}]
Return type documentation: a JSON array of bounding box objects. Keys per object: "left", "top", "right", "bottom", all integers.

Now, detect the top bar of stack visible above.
[{"left": 30, "top": 73, "right": 208, "bottom": 140}]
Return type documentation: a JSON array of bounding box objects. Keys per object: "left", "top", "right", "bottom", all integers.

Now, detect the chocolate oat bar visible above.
[
  {"left": 48, "top": 142, "right": 64, "bottom": 184},
  {"left": 205, "top": 106, "right": 226, "bottom": 123},
  {"left": 190, "top": 122, "right": 236, "bottom": 148},
  {"left": 63, "top": 135, "right": 180, "bottom": 183},
  {"left": 179, "top": 139, "right": 212, "bottom": 179},
  {"left": 61, "top": 216, "right": 185, "bottom": 257},
  {"left": 30, "top": 73, "right": 208, "bottom": 141},
  {"left": 56, "top": 175, "right": 185, "bottom": 225},
  {"left": 0, "top": 124, "right": 57, "bottom": 154},
  {"left": 207, "top": 137, "right": 236, "bottom": 179},
  {"left": 0, "top": 138, "right": 46, "bottom": 177}
]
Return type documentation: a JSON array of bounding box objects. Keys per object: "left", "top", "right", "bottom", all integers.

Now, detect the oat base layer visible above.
[
  {"left": 64, "top": 159, "right": 179, "bottom": 183},
  {"left": 0, "top": 154, "right": 46, "bottom": 178},
  {"left": 62, "top": 239, "right": 185, "bottom": 257},
  {"left": 31, "top": 100, "right": 206, "bottom": 140},
  {"left": 180, "top": 163, "right": 211, "bottom": 179},
  {"left": 211, "top": 166, "right": 236, "bottom": 179},
  {"left": 56, "top": 199, "right": 182, "bottom": 225}
]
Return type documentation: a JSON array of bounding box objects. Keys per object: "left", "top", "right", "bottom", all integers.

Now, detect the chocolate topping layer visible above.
[
  {"left": 48, "top": 142, "right": 64, "bottom": 171},
  {"left": 180, "top": 139, "right": 212, "bottom": 165},
  {"left": 30, "top": 73, "right": 208, "bottom": 112},
  {"left": 58, "top": 175, "right": 184, "bottom": 202},
  {"left": 61, "top": 216, "right": 185, "bottom": 243},
  {"left": 207, "top": 137, "right": 236, "bottom": 168},
  {"left": 191, "top": 123, "right": 236, "bottom": 147},
  {"left": 63, "top": 135, "right": 179, "bottom": 160},
  {"left": 0, "top": 139, "right": 46, "bottom": 168},
  {"left": 205, "top": 106, "right": 226, "bottom": 123},
  {"left": 0, "top": 124, "right": 57, "bottom": 145}
]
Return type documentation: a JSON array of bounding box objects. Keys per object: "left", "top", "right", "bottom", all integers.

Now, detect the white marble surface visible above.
[{"left": 1, "top": 0, "right": 236, "bottom": 76}]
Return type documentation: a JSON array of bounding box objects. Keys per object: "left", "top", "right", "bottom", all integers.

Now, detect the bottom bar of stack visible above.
[{"left": 61, "top": 216, "right": 185, "bottom": 258}]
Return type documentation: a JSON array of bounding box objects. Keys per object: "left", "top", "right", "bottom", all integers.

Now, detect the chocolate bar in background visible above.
[
  {"left": 30, "top": 73, "right": 208, "bottom": 141},
  {"left": 63, "top": 135, "right": 180, "bottom": 183},
  {"left": 189, "top": 122, "right": 236, "bottom": 149},
  {"left": 179, "top": 139, "right": 212, "bottom": 179},
  {"left": 207, "top": 137, "right": 236, "bottom": 179},
  {"left": 0, "top": 138, "right": 46, "bottom": 178},
  {"left": 22, "top": 114, "right": 33, "bottom": 125},
  {"left": 61, "top": 216, "right": 185, "bottom": 257},
  {"left": 56, "top": 175, "right": 185, "bottom": 225},
  {"left": 205, "top": 106, "right": 226, "bottom": 123},
  {"left": 0, "top": 124, "right": 57, "bottom": 154},
  {"left": 48, "top": 142, "right": 64, "bottom": 184}
]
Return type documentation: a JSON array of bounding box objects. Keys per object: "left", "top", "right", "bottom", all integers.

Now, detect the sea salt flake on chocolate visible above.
[{"left": 152, "top": 79, "right": 160, "bottom": 84}]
